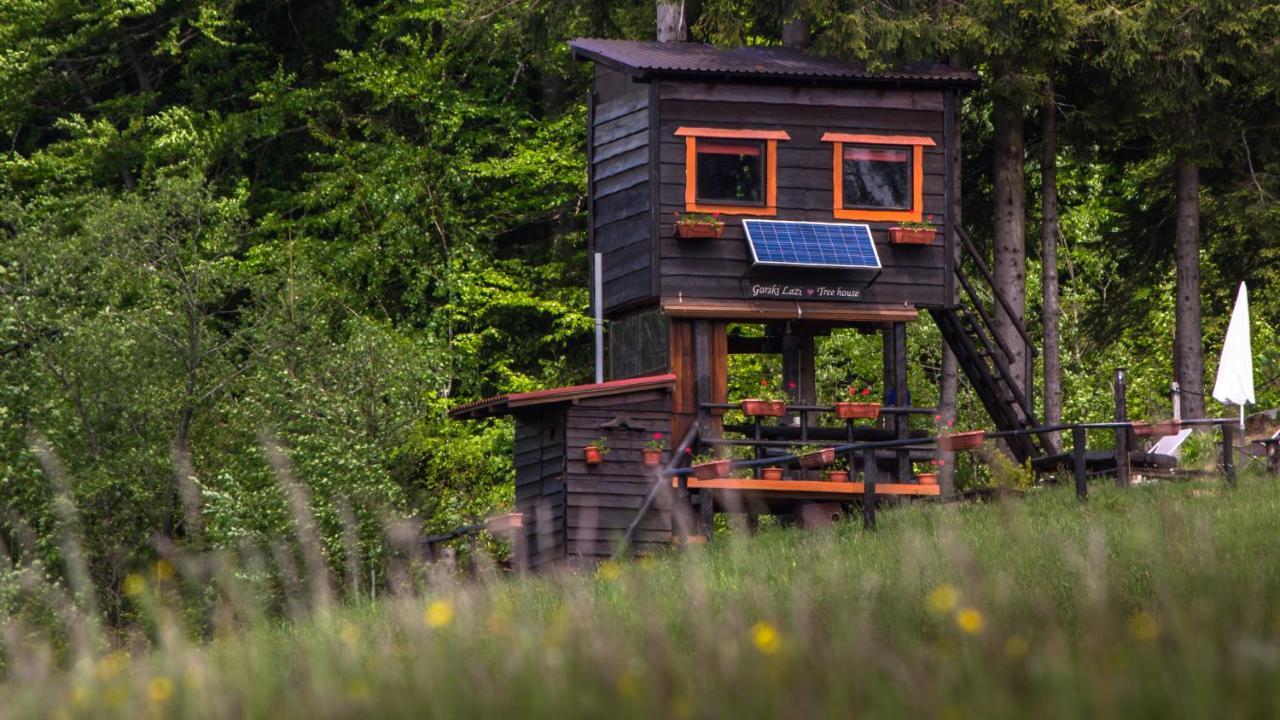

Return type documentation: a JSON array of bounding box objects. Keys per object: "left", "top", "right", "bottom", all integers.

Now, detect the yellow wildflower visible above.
[
  {"left": 955, "top": 607, "right": 985, "bottom": 635},
  {"left": 1129, "top": 611, "right": 1159, "bottom": 642},
  {"left": 424, "top": 599, "right": 454, "bottom": 629},
  {"left": 1005, "top": 634, "right": 1029, "bottom": 658},
  {"left": 148, "top": 676, "right": 173, "bottom": 703},
  {"left": 154, "top": 559, "right": 175, "bottom": 582},
  {"left": 96, "top": 652, "right": 129, "bottom": 681},
  {"left": 927, "top": 584, "right": 958, "bottom": 615},
  {"left": 751, "top": 621, "right": 781, "bottom": 655},
  {"left": 123, "top": 573, "right": 147, "bottom": 597},
  {"left": 597, "top": 560, "right": 622, "bottom": 582}
]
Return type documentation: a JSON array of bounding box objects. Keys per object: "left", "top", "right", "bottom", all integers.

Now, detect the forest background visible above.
[{"left": 2, "top": 0, "right": 1278, "bottom": 621}]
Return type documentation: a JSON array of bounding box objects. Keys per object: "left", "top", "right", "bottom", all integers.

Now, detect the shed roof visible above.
[
  {"left": 570, "top": 39, "right": 980, "bottom": 87},
  {"left": 448, "top": 374, "right": 677, "bottom": 420}
]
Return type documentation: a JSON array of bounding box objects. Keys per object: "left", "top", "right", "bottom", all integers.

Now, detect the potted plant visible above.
[
  {"left": 762, "top": 465, "right": 784, "bottom": 481},
  {"left": 1133, "top": 419, "right": 1180, "bottom": 437},
  {"left": 583, "top": 437, "right": 609, "bottom": 465},
  {"left": 833, "top": 385, "right": 882, "bottom": 420},
  {"left": 824, "top": 457, "right": 850, "bottom": 483},
  {"left": 915, "top": 458, "right": 943, "bottom": 485},
  {"left": 934, "top": 415, "right": 984, "bottom": 451},
  {"left": 740, "top": 377, "right": 789, "bottom": 417},
  {"left": 689, "top": 450, "right": 731, "bottom": 480},
  {"left": 889, "top": 215, "right": 936, "bottom": 246},
  {"left": 642, "top": 432, "right": 666, "bottom": 465},
  {"left": 793, "top": 444, "right": 836, "bottom": 469},
  {"left": 674, "top": 211, "right": 725, "bottom": 239}
]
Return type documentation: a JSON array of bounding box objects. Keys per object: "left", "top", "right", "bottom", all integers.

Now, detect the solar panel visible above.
[{"left": 742, "top": 220, "right": 881, "bottom": 270}]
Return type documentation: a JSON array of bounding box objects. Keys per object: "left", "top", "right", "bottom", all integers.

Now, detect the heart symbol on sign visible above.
[{"left": 807, "top": 288, "right": 815, "bottom": 295}]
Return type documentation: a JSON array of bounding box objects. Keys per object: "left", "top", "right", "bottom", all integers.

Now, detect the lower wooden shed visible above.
[{"left": 449, "top": 375, "right": 675, "bottom": 569}]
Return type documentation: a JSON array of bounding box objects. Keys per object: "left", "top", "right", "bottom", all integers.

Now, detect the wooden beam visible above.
[
  {"left": 671, "top": 477, "right": 940, "bottom": 497},
  {"left": 663, "top": 298, "right": 918, "bottom": 324}
]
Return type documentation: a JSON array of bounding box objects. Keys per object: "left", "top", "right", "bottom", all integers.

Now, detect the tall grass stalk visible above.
[{"left": 6, "top": 476, "right": 1280, "bottom": 717}]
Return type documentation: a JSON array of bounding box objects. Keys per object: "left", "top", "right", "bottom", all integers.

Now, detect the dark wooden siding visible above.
[
  {"left": 513, "top": 410, "right": 567, "bottom": 569},
  {"left": 591, "top": 65, "right": 655, "bottom": 313},
  {"left": 562, "top": 389, "right": 673, "bottom": 561},
  {"left": 655, "top": 81, "right": 951, "bottom": 309}
]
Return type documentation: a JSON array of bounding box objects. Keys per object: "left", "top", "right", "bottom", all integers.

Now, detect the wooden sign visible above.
[{"left": 746, "top": 282, "right": 864, "bottom": 301}]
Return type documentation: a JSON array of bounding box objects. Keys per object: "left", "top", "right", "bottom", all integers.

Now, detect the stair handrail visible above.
[
  {"left": 956, "top": 227, "right": 1038, "bottom": 358},
  {"left": 615, "top": 421, "right": 701, "bottom": 556}
]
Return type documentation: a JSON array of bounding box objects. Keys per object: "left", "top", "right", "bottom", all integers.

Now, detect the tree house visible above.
[{"left": 451, "top": 40, "right": 1045, "bottom": 568}]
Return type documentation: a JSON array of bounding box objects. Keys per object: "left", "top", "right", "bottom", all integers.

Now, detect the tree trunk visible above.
[
  {"left": 656, "top": 1, "right": 686, "bottom": 42},
  {"left": 991, "top": 88, "right": 1028, "bottom": 404},
  {"left": 1175, "top": 158, "right": 1205, "bottom": 419},
  {"left": 1040, "top": 79, "right": 1063, "bottom": 452}
]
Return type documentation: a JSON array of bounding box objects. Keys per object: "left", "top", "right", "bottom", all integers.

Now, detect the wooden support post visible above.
[
  {"left": 1072, "top": 426, "right": 1088, "bottom": 500},
  {"left": 675, "top": 473, "right": 691, "bottom": 545},
  {"left": 1114, "top": 368, "right": 1130, "bottom": 488},
  {"left": 892, "top": 322, "right": 910, "bottom": 483},
  {"left": 699, "top": 490, "right": 714, "bottom": 540},
  {"left": 862, "top": 448, "right": 878, "bottom": 530},
  {"left": 1223, "top": 423, "right": 1236, "bottom": 488}
]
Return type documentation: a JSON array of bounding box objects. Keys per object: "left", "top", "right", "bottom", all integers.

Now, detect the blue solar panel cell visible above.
[{"left": 742, "top": 220, "right": 881, "bottom": 270}]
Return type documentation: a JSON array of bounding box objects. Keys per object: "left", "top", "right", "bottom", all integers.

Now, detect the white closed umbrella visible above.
[{"left": 1212, "top": 282, "right": 1254, "bottom": 430}]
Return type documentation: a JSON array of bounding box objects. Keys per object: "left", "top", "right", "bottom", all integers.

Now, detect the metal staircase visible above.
[{"left": 930, "top": 228, "right": 1047, "bottom": 464}]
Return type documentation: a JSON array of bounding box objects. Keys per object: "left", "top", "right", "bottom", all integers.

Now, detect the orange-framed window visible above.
[
  {"left": 675, "top": 127, "right": 790, "bottom": 216},
  {"left": 820, "top": 133, "right": 936, "bottom": 222}
]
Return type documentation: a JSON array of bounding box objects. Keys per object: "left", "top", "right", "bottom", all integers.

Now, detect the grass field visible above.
[{"left": 6, "top": 476, "right": 1280, "bottom": 718}]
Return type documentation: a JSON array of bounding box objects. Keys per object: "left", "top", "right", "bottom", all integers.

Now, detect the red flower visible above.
[
  {"left": 653, "top": 432, "right": 663, "bottom": 440},
  {"left": 760, "top": 378, "right": 769, "bottom": 387},
  {"left": 947, "top": 420, "right": 955, "bottom": 427},
  {"left": 787, "top": 381, "right": 796, "bottom": 390},
  {"left": 861, "top": 388, "right": 871, "bottom": 396},
  {"left": 684, "top": 447, "right": 692, "bottom": 455},
  {"left": 926, "top": 214, "right": 934, "bottom": 223},
  {"left": 934, "top": 415, "right": 942, "bottom": 422}
]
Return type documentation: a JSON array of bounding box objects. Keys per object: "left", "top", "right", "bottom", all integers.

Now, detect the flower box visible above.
[
  {"left": 937, "top": 430, "right": 985, "bottom": 451},
  {"left": 675, "top": 222, "right": 724, "bottom": 239},
  {"left": 584, "top": 446, "right": 604, "bottom": 465},
  {"left": 692, "top": 459, "right": 731, "bottom": 480},
  {"left": 762, "top": 466, "right": 784, "bottom": 481},
  {"left": 798, "top": 448, "right": 836, "bottom": 469},
  {"left": 1133, "top": 420, "right": 1180, "bottom": 437},
  {"left": 642, "top": 448, "right": 662, "bottom": 466},
  {"left": 832, "top": 402, "right": 881, "bottom": 420},
  {"left": 825, "top": 470, "right": 850, "bottom": 483},
  {"left": 889, "top": 227, "right": 936, "bottom": 245},
  {"left": 740, "top": 399, "right": 787, "bottom": 417},
  {"left": 916, "top": 472, "right": 938, "bottom": 486}
]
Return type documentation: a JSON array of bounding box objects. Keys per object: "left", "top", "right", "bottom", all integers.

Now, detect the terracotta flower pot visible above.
[
  {"left": 833, "top": 402, "right": 881, "bottom": 420},
  {"left": 937, "top": 430, "right": 985, "bottom": 451},
  {"left": 799, "top": 448, "right": 836, "bottom": 469},
  {"left": 889, "top": 227, "right": 936, "bottom": 245},
  {"left": 675, "top": 222, "right": 724, "bottom": 239},
  {"left": 642, "top": 448, "right": 662, "bottom": 466},
  {"left": 825, "top": 470, "right": 850, "bottom": 483},
  {"left": 741, "top": 399, "right": 787, "bottom": 417},
  {"left": 916, "top": 472, "right": 938, "bottom": 485},
  {"left": 584, "top": 446, "right": 604, "bottom": 465},
  {"left": 692, "top": 459, "right": 731, "bottom": 480},
  {"left": 1133, "top": 420, "right": 1180, "bottom": 437},
  {"left": 762, "top": 467, "right": 784, "bottom": 481}
]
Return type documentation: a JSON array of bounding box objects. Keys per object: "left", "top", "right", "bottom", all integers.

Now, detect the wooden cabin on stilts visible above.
[{"left": 449, "top": 37, "right": 1051, "bottom": 569}]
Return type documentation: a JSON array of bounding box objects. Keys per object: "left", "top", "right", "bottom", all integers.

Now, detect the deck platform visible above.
[{"left": 672, "top": 477, "right": 940, "bottom": 499}]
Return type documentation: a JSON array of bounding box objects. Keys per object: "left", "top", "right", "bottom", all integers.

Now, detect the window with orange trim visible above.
[
  {"left": 820, "top": 133, "right": 936, "bottom": 222},
  {"left": 675, "top": 127, "right": 790, "bottom": 217}
]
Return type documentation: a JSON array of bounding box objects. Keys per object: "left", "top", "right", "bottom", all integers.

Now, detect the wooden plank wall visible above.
[
  {"left": 562, "top": 389, "right": 673, "bottom": 562},
  {"left": 656, "top": 82, "right": 950, "bottom": 308},
  {"left": 592, "top": 65, "right": 655, "bottom": 313},
  {"left": 514, "top": 411, "right": 567, "bottom": 569}
]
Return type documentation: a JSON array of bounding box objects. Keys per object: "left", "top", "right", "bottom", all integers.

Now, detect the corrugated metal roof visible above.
[
  {"left": 570, "top": 38, "right": 980, "bottom": 86},
  {"left": 448, "top": 374, "right": 677, "bottom": 420}
]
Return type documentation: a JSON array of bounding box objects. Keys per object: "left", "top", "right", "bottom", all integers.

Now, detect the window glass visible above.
[
  {"left": 842, "top": 146, "right": 911, "bottom": 210},
  {"left": 696, "top": 141, "right": 764, "bottom": 204},
  {"left": 609, "top": 308, "right": 667, "bottom": 380}
]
